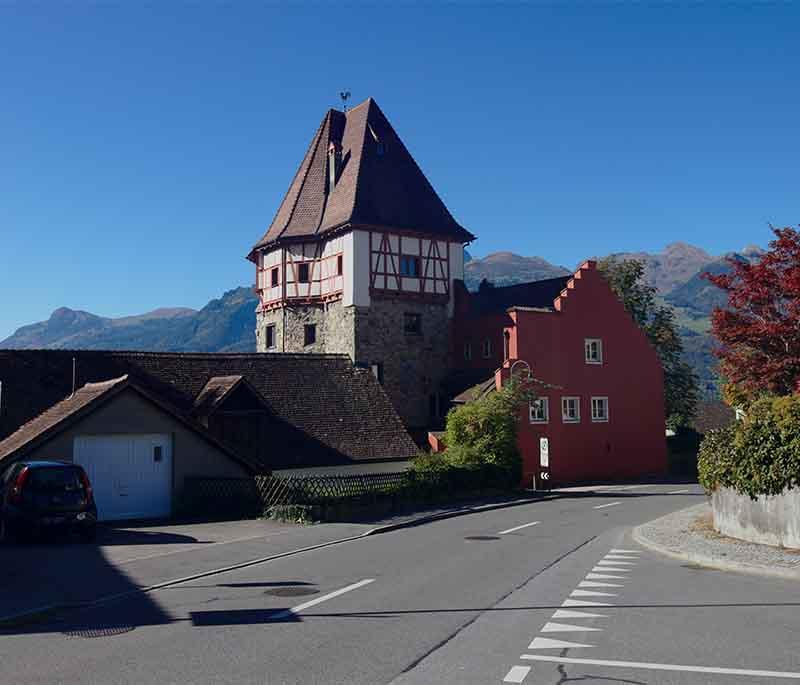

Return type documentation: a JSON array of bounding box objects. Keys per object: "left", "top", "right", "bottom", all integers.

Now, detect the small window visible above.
[
  {"left": 562, "top": 396, "right": 580, "bottom": 423},
  {"left": 481, "top": 338, "right": 492, "bottom": 359},
  {"left": 153, "top": 445, "right": 163, "bottom": 463},
  {"left": 370, "top": 362, "right": 383, "bottom": 384},
  {"left": 304, "top": 324, "right": 316, "bottom": 346},
  {"left": 271, "top": 267, "right": 279, "bottom": 288},
  {"left": 298, "top": 263, "right": 310, "bottom": 283},
  {"left": 591, "top": 396, "right": 609, "bottom": 422},
  {"left": 266, "top": 324, "right": 276, "bottom": 349},
  {"left": 503, "top": 331, "right": 510, "bottom": 361},
  {"left": 404, "top": 312, "right": 422, "bottom": 336},
  {"left": 400, "top": 255, "right": 421, "bottom": 277},
  {"left": 337, "top": 255, "right": 343, "bottom": 276},
  {"left": 585, "top": 338, "right": 603, "bottom": 364},
  {"left": 529, "top": 397, "right": 549, "bottom": 424},
  {"left": 463, "top": 342, "right": 472, "bottom": 361}
]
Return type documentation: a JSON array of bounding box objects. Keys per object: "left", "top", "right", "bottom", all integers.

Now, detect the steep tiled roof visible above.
[
  {"left": 0, "top": 350, "right": 418, "bottom": 466},
  {"left": 193, "top": 375, "right": 245, "bottom": 416},
  {"left": 0, "top": 374, "right": 261, "bottom": 472},
  {"left": 466, "top": 276, "right": 571, "bottom": 316},
  {"left": 250, "top": 97, "right": 474, "bottom": 254},
  {"left": 0, "top": 376, "right": 129, "bottom": 462}
]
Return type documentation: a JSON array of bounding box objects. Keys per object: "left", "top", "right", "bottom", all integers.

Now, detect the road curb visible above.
[
  {"left": 632, "top": 519, "right": 800, "bottom": 583},
  {"left": 0, "top": 493, "right": 557, "bottom": 628}
]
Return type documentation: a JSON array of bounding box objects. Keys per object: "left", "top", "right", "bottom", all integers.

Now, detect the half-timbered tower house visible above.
[{"left": 247, "top": 98, "right": 474, "bottom": 428}]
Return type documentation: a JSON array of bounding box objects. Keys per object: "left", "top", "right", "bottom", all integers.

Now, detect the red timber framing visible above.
[
  {"left": 255, "top": 243, "right": 344, "bottom": 312},
  {"left": 369, "top": 230, "right": 451, "bottom": 301}
]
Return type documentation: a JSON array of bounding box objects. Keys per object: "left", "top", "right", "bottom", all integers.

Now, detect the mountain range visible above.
[{"left": 2, "top": 242, "right": 760, "bottom": 397}]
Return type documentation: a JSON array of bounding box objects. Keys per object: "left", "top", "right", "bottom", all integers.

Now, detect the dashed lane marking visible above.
[
  {"left": 268, "top": 579, "right": 375, "bottom": 620},
  {"left": 502, "top": 665, "right": 531, "bottom": 683},
  {"left": 498, "top": 521, "right": 540, "bottom": 535},
  {"left": 570, "top": 589, "right": 618, "bottom": 597},
  {"left": 592, "top": 566, "right": 630, "bottom": 573},
  {"left": 586, "top": 572, "right": 626, "bottom": 580},
  {"left": 579, "top": 580, "right": 623, "bottom": 588},
  {"left": 562, "top": 598, "right": 614, "bottom": 608},
  {"left": 668, "top": 489, "right": 690, "bottom": 494},
  {"left": 529, "top": 637, "right": 594, "bottom": 650},
  {"left": 541, "top": 621, "right": 602, "bottom": 633},
  {"left": 609, "top": 549, "right": 639, "bottom": 554},
  {"left": 597, "top": 560, "right": 636, "bottom": 566},
  {"left": 593, "top": 502, "right": 622, "bottom": 509},
  {"left": 552, "top": 609, "right": 607, "bottom": 620},
  {"left": 520, "top": 655, "right": 800, "bottom": 679}
]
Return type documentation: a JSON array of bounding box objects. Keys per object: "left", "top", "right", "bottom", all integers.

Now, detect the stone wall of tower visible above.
[
  {"left": 353, "top": 295, "right": 451, "bottom": 430},
  {"left": 255, "top": 302, "right": 356, "bottom": 359},
  {"left": 256, "top": 297, "right": 452, "bottom": 430}
]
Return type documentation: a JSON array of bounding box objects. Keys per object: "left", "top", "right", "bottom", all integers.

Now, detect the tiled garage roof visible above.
[
  {"left": 0, "top": 350, "right": 418, "bottom": 468},
  {"left": 0, "top": 374, "right": 261, "bottom": 472}
]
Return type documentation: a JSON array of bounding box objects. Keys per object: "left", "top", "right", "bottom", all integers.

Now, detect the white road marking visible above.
[
  {"left": 592, "top": 566, "right": 630, "bottom": 573},
  {"left": 562, "top": 598, "right": 613, "bottom": 607},
  {"left": 604, "top": 554, "right": 637, "bottom": 560},
  {"left": 597, "top": 560, "right": 636, "bottom": 566},
  {"left": 586, "top": 573, "right": 626, "bottom": 580},
  {"left": 498, "top": 521, "right": 540, "bottom": 535},
  {"left": 503, "top": 665, "right": 531, "bottom": 683},
  {"left": 541, "top": 621, "right": 602, "bottom": 633},
  {"left": 609, "top": 549, "right": 639, "bottom": 554},
  {"left": 520, "top": 655, "right": 800, "bottom": 679},
  {"left": 593, "top": 502, "right": 621, "bottom": 509},
  {"left": 268, "top": 578, "right": 375, "bottom": 620},
  {"left": 668, "top": 489, "right": 690, "bottom": 494},
  {"left": 529, "top": 637, "right": 594, "bottom": 649},
  {"left": 553, "top": 609, "right": 607, "bottom": 620},
  {"left": 571, "top": 589, "right": 617, "bottom": 598},
  {"left": 579, "top": 580, "right": 623, "bottom": 588},
  {"left": 617, "top": 484, "right": 652, "bottom": 490}
]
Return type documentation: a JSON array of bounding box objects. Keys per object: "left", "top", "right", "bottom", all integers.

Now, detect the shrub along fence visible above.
[{"left": 180, "top": 464, "right": 517, "bottom": 522}]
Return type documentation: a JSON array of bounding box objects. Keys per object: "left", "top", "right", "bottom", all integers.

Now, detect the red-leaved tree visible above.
[{"left": 704, "top": 226, "right": 800, "bottom": 401}]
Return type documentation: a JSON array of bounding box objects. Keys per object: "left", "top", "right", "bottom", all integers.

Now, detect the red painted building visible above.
[{"left": 449, "top": 260, "right": 667, "bottom": 486}]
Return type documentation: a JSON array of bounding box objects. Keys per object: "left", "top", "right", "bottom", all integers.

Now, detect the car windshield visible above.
[{"left": 27, "top": 467, "right": 84, "bottom": 492}]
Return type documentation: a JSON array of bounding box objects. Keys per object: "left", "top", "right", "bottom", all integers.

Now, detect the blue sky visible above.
[{"left": 1, "top": 3, "right": 798, "bottom": 339}]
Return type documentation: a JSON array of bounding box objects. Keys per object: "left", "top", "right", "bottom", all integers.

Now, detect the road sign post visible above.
[{"left": 537, "top": 437, "right": 551, "bottom": 490}]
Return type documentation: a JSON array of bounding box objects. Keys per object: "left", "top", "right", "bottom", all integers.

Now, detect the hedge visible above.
[{"left": 698, "top": 395, "right": 800, "bottom": 499}]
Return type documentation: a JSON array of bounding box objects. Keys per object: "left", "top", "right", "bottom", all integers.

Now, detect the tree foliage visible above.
[
  {"left": 598, "top": 257, "right": 698, "bottom": 430},
  {"left": 442, "top": 380, "right": 535, "bottom": 475},
  {"left": 698, "top": 394, "right": 800, "bottom": 499},
  {"left": 703, "top": 226, "right": 800, "bottom": 403}
]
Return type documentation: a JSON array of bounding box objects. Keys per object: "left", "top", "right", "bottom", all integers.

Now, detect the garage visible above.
[{"left": 74, "top": 434, "right": 172, "bottom": 521}]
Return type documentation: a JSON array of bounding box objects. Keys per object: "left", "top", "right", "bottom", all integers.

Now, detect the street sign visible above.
[
  {"left": 540, "top": 471, "right": 550, "bottom": 480},
  {"left": 539, "top": 437, "right": 549, "bottom": 467}
]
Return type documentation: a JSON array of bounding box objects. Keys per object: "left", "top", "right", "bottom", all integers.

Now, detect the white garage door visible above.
[{"left": 74, "top": 434, "right": 172, "bottom": 521}]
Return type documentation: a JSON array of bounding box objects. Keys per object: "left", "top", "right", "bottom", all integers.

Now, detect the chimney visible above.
[{"left": 328, "top": 141, "right": 342, "bottom": 192}]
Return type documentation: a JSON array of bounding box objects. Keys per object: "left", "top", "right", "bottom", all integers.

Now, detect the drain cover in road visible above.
[
  {"left": 63, "top": 626, "right": 135, "bottom": 638},
  {"left": 265, "top": 587, "right": 320, "bottom": 597}
]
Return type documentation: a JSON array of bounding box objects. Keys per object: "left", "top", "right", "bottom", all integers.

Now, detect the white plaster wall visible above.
[
  {"left": 448, "top": 242, "right": 465, "bottom": 316},
  {"left": 351, "top": 230, "right": 372, "bottom": 307}
]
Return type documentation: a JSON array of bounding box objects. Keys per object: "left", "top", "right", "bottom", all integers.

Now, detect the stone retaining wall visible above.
[{"left": 712, "top": 486, "right": 800, "bottom": 549}]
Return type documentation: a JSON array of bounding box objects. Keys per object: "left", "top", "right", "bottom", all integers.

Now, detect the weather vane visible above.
[{"left": 340, "top": 91, "right": 351, "bottom": 112}]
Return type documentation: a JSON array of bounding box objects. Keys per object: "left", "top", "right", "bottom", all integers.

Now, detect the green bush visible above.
[
  {"left": 698, "top": 395, "right": 800, "bottom": 499},
  {"left": 442, "top": 381, "right": 526, "bottom": 477}
]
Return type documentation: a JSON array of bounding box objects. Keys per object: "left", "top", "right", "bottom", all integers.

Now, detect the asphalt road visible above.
[{"left": 2, "top": 482, "right": 799, "bottom": 684}]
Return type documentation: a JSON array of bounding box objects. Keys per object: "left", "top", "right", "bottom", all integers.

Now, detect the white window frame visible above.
[
  {"left": 482, "top": 338, "right": 492, "bottom": 359},
  {"left": 463, "top": 342, "right": 472, "bottom": 361},
  {"left": 561, "top": 396, "right": 580, "bottom": 423},
  {"left": 529, "top": 397, "right": 549, "bottom": 424},
  {"left": 585, "top": 338, "right": 603, "bottom": 364},
  {"left": 591, "top": 396, "right": 609, "bottom": 423}
]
